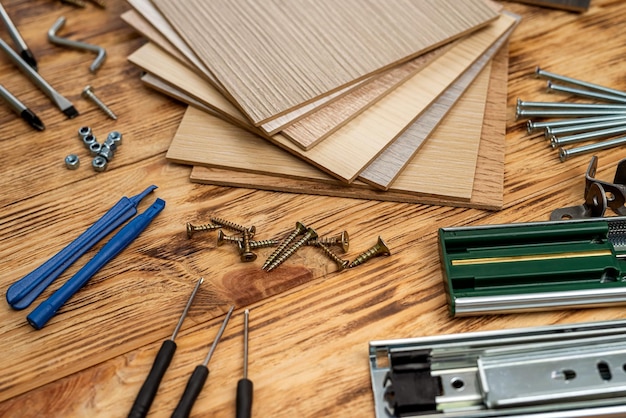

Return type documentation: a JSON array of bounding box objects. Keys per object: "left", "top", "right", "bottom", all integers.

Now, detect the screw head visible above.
[{"left": 81, "top": 85, "right": 94, "bottom": 98}]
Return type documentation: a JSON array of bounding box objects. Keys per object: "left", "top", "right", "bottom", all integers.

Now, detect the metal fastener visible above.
[
  {"left": 186, "top": 222, "right": 221, "bottom": 238},
  {"left": 89, "top": 141, "right": 101, "bottom": 156},
  {"left": 550, "top": 125, "right": 626, "bottom": 149},
  {"left": 518, "top": 99, "right": 626, "bottom": 111},
  {"left": 313, "top": 242, "right": 349, "bottom": 270},
  {"left": 77, "top": 126, "right": 91, "bottom": 140},
  {"left": 239, "top": 229, "right": 257, "bottom": 262},
  {"left": 107, "top": 131, "right": 122, "bottom": 146},
  {"left": 210, "top": 217, "right": 255, "bottom": 236},
  {"left": 348, "top": 236, "right": 391, "bottom": 268},
  {"left": 527, "top": 115, "right": 626, "bottom": 135},
  {"left": 216, "top": 229, "right": 241, "bottom": 245},
  {"left": 98, "top": 144, "right": 115, "bottom": 161},
  {"left": 547, "top": 81, "right": 626, "bottom": 104},
  {"left": 559, "top": 135, "right": 626, "bottom": 162},
  {"left": 308, "top": 230, "right": 350, "bottom": 253},
  {"left": 82, "top": 85, "right": 117, "bottom": 120},
  {"left": 82, "top": 133, "right": 97, "bottom": 148},
  {"left": 64, "top": 154, "right": 79, "bottom": 170},
  {"left": 545, "top": 118, "right": 626, "bottom": 139},
  {"left": 262, "top": 221, "right": 307, "bottom": 270},
  {"left": 265, "top": 227, "right": 318, "bottom": 272},
  {"left": 48, "top": 17, "right": 106, "bottom": 73},
  {"left": 535, "top": 67, "right": 626, "bottom": 100},
  {"left": 517, "top": 108, "right": 626, "bottom": 120},
  {"left": 92, "top": 155, "right": 107, "bottom": 172}
]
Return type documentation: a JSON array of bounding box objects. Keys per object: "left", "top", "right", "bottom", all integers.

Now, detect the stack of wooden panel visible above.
[{"left": 123, "top": 0, "right": 519, "bottom": 210}]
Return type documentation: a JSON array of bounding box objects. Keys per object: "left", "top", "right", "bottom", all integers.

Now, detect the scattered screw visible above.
[
  {"left": 559, "top": 135, "right": 626, "bottom": 162},
  {"left": 82, "top": 85, "right": 117, "bottom": 120},
  {"left": 187, "top": 222, "right": 221, "bottom": 239},
  {"left": 262, "top": 221, "right": 307, "bottom": 270},
  {"left": 348, "top": 236, "right": 391, "bottom": 268},
  {"left": 308, "top": 231, "right": 350, "bottom": 253},
  {"left": 313, "top": 242, "right": 349, "bottom": 270},
  {"left": 240, "top": 229, "right": 257, "bottom": 262},
  {"left": 266, "top": 227, "right": 318, "bottom": 272},
  {"left": 210, "top": 217, "right": 255, "bottom": 236}
]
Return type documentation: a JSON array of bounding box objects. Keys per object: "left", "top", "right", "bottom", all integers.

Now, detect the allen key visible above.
[{"left": 48, "top": 16, "right": 106, "bottom": 73}]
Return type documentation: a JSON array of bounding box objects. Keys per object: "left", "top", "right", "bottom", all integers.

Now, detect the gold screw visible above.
[
  {"left": 314, "top": 243, "right": 350, "bottom": 270},
  {"left": 265, "top": 228, "right": 318, "bottom": 272},
  {"left": 348, "top": 236, "right": 390, "bottom": 268},
  {"left": 308, "top": 231, "right": 350, "bottom": 253},
  {"left": 240, "top": 229, "right": 257, "bottom": 262},
  {"left": 262, "top": 221, "right": 307, "bottom": 270},
  {"left": 186, "top": 222, "right": 221, "bottom": 239},
  {"left": 210, "top": 217, "right": 256, "bottom": 237}
]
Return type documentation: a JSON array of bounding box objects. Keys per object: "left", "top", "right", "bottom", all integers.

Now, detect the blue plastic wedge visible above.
[
  {"left": 27, "top": 197, "right": 165, "bottom": 329},
  {"left": 6, "top": 185, "right": 157, "bottom": 310}
]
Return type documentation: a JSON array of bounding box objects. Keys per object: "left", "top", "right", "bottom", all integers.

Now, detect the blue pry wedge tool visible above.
[
  {"left": 6, "top": 185, "right": 157, "bottom": 310},
  {"left": 27, "top": 197, "right": 166, "bottom": 330}
]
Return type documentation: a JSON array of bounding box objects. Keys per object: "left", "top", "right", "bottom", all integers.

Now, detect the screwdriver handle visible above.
[
  {"left": 236, "top": 378, "right": 253, "bottom": 418},
  {"left": 128, "top": 339, "right": 177, "bottom": 418},
  {"left": 171, "top": 365, "right": 209, "bottom": 418}
]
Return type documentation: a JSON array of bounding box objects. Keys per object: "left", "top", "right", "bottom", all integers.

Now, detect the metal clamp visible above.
[{"left": 47, "top": 16, "right": 106, "bottom": 73}]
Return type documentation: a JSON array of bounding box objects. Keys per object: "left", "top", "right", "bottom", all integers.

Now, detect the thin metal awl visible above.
[{"left": 48, "top": 16, "right": 106, "bottom": 73}]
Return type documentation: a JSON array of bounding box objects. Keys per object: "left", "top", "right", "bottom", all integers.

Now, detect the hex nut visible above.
[
  {"left": 98, "top": 145, "right": 115, "bottom": 161},
  {"left": 89, "top": 142, "right": 102, "bottom": 156},
  {"left": 65, "top": 154, "right": 80, "bottom": 170},
  {"left": 92, "top": 156, "right": 108, "bottom": 172},
  {"left": 107, "top": 131, "right": 122, "bottom": 145},
  {"left": 78, "top": 126, "right": 91, "bottom": 140},
  {"left": 103, "top": 137, "right": 118, "bottom": 152},
  {"left": 83, "top": 133, "right": 97, "bottom": 148}
]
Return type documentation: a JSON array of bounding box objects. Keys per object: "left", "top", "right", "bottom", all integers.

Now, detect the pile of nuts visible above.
[{"left": 65, "top": 126, "right": 123, "bottom": 171}]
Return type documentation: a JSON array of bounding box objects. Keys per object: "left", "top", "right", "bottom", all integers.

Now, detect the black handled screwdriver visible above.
[
  {"left": 236, "top": 309, "right": 253, "bottom": 418},
  {"left": 171, "top": 305, "right": 235, "bottom": 418},
  {"left": 128, "top": 277, "right": 204, "bottom": 418}
]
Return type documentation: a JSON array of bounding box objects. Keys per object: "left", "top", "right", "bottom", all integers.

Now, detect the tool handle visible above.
[
  {"left": 236, "top": 378, "right": 253, "bottom": 418},
  {"left": 128, "top": 339, "right": 177, "bottom": 418},
  {"left": 26, "top": 198, "right": 165, "bottom": 329},
  {"left": 171, "top": 365, "right": 209, "bottom": 418}
]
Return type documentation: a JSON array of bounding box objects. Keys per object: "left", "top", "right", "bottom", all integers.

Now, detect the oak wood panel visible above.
[
  {"left": 3, "top": 1, "right": 626, "bottom": 418},
  {"left": 168, "top": 62, "right": 492, "bottom": 204},
  {"left": 131, "top": 14, "right": 516, "bottom": 183},
  {"left": 151, "top": 0, "right": 498, "bottom": 124}
]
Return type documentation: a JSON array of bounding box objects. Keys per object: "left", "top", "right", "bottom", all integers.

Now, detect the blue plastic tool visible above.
[
  {"left": 6, "top": 185, "right": 157, "bottom": 310},
  {"left": 27, "top": 197, "right": 166, "bottom": 330}
]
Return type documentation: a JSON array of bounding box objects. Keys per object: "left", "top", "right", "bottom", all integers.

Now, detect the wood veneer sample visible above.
[
  {"left": 151, "top": 0, "right": 499, "bottom": 125},
  {"left": 131, "top": 13, "right": 516, "bottom": 183}
]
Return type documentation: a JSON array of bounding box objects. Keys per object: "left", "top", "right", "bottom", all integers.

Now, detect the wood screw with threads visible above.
[
  {"left": 210, "top": 217, "right": 256, "bottom": 237},
  {"left": 348, "top": 236, "right": 391, "bottom": 268},
  {"left": 314, "top": 242, "right": 350, "bottom": 270},
  {"left": 186, "top": 222, "right": 221, "bottom": 238},
  {"left": 262, "top": 221, "right": 307, "bottom": 270},
  {"left": 265, "top": 228, "right": 317, "bottom": 272},
  {"left": 308, "top": 230, "right": 350, "bottom": 253}
]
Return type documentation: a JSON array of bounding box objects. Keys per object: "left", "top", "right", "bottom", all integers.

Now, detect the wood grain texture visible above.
[
  {"left": 133, "top": 14, "right": 516, "bottom": 183},
  {"left": 281, "top": 44, "right": 453, "bottom": 150},
  {"left": 358, "top": 20, "right": 517, "bottom": 189},
  {"left": 510, "top": 0, "right": 590, "bottom": 11},
  {"left": 165, "top": 60, "right": 495, "bottom": 205},
  {"left": 4, "top": 1, "right": 626, "bottom": 418},
  {"left": 151, "top": 0, "right": 498, "bottom": 124}
]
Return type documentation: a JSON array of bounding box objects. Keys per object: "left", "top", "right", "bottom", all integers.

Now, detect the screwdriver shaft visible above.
[
  {"left": 128, "top": 278, "right": 204, "bottom": 418},
  {"left": 202, "top": 305, "right": 235, "bottom": 366},
  {"left": 236, "top": 309, "right": 253, "bottom": 418}
]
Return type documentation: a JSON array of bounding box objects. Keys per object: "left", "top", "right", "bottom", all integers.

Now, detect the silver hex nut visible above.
[
  {"left": 92, "top": 156, "right": 108, "bottom": 172},
  {"left": 106, "top": 131, "right": 122, "bottom": 146},
  {"left": 65, "top": 154, "right": 80, "bottom": 170}
]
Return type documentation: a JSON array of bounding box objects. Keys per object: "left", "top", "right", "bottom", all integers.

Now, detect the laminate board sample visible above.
[
  {"left": 358, "top": 16, "right": 518, "bottom": 189},
  {"left": 164, "top": 59, "right": 493, "bottom": 203},
  {"left": 188, "top": 43, "right": 508, "bottom": 210},
  {"left": 281, "top": 43, "right": 453, "bottom": 150},
  {"left": 151, "top": 0, "right": 499, "bottom": 125},
  {"left": 134, "top": 13, "right": 516, "bottom": 183},
  {"left": 125, "top": 0, "right": 369, "bottom": 134}
]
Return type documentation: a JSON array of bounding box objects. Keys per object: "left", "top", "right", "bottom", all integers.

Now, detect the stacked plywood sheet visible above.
[{"left": 123, "top": 0, "right": 519, "bottom": 210}]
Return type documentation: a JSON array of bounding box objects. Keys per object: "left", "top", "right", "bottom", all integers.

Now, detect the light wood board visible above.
[
  {"left": 131, "top": 13, "right": 516, "bottom": 183},
  {"left": 123, "top": 3, "right": 375, "bottom": 135},
  {"left": 162, "top": 56, "right": 494, "bottom": 204},
  {"left": 187, "top": 43, "right": 508, "bottom": 209},
  {"left": 151, "top": 0, "right": 499, "bottom": 125},
  {"left": 358, "top": 16, "right": 518, "bottom": 189}
]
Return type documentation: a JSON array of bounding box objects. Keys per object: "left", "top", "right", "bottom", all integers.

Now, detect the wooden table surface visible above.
[{"left": 1, "top": 0, "right": 626, "bottom": 417}]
